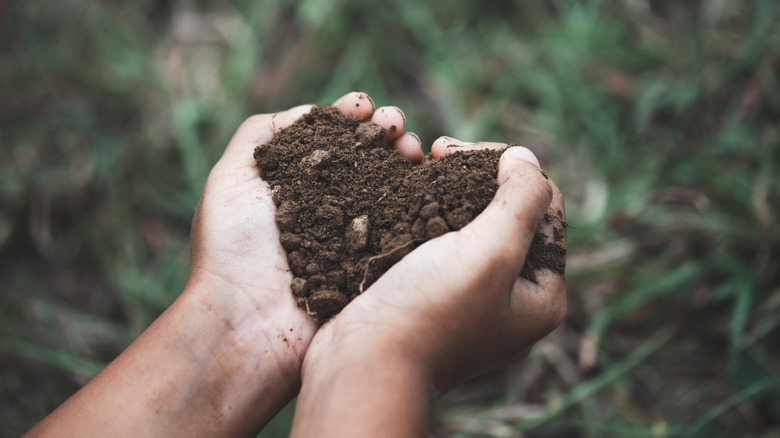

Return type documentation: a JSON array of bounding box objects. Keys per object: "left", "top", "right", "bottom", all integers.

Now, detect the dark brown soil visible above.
[{"left": 254, "top": 105, "right": 566, "bottom": 323}]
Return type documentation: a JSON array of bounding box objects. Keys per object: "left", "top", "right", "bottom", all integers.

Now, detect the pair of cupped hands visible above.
[
  {"left": 26, "top": 92, "right": 565, "bottom": 438},
  {"left": 192, "top": 92, "right": 566, "bottom": 434}
]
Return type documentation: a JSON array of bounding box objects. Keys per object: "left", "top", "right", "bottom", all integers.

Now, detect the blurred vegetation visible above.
[{"left": 2, "top": 0, "right": 779, "bottom": 436}]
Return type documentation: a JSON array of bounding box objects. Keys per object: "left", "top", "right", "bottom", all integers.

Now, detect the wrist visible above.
[
  {"left": 294, "top": 320, "right": 436, "bottom": 438},
  {"left": 178, "top": 271, "right": 310, "bottom": 396},
  {"left": 303, "top": 315, "right": 434, "bottom": 388},
  {"left": 29, "top": 272, "right": 311, "bottom": 438}
]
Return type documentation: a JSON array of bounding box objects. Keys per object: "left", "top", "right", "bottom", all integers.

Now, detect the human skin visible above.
[
  {"left": 24, "top": 91, "right": 565, "bottom": 438},
  {"left": 290, "top": 143, "right": 566, "bottom": 437},
  {"left": 23, "top": 92, "right": 421, "bottom": 438}
]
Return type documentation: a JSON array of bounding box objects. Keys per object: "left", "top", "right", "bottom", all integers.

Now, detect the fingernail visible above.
[
  {"left": 359, "top": 92, "right": 374, "bottom": 110},
  {"left": 505, "top": 146, "right": 541, "bottom": 169},
  {"left": 390, "top": 106, "right": 406, "bottom": 123}
]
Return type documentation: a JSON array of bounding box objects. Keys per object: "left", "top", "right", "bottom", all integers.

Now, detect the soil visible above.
[{"left": 255, "top": 105, "right": 566, "bottom": 323}]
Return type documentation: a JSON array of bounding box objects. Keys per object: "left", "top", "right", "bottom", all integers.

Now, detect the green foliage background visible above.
[{"left": 2, "top": 0, "right": 779, "bottom": 436}]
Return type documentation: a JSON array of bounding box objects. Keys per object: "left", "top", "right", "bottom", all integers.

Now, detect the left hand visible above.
[
  {"left": 23, "top": 92, "right": 424, "bottom": 438},
  {"left": 187, "top": 91, "right": 424, "bottom": 391}
]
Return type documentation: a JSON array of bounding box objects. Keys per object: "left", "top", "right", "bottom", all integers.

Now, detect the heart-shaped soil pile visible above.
[{"left": 254, "top": 105, "right": 565, "bottom": 323}]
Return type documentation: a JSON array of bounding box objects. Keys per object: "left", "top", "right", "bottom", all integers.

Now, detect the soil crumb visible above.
[{"left": 255, "top": 105, "right": 566, "bottom": 323}]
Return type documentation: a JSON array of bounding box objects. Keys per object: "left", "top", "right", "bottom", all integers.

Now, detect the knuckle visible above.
[
  {"left": 544, "top": 285, "right": 568, "bottom": 332},
  {"left": 527, "top": 174, "right": 554, "bottom": 206},
  {"left": 504, "top": 170, "right": 553, "bottom": 219},
  {"left": 522, "top": 280, "right": 567, "bottom": 336}
]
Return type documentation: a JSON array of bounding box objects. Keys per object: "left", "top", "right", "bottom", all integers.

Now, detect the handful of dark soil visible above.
[{"left": 254, "top": 105, "right": 565, "bottom": 323}]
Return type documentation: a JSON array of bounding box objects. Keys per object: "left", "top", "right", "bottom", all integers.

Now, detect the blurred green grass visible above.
[{"left": 2, "top": 0, "right": 779, "bottom": 437}]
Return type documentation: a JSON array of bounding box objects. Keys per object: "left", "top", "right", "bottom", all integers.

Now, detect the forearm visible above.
[
  {"left": 291, "top": 330, "right": 435, "bottom": 438},
  {"left": 25, "top": 277, "right": 300, "bottom": 438}
]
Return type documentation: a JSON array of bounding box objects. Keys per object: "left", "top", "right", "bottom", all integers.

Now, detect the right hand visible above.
[{"left": 302, "top": 143, "right": 567, "bottom": 393}]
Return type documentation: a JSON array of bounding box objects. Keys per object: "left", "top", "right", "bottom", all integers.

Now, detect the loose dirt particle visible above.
[
  {"left": 420, "top": 202, "right": 440, "bottom": 220},
  {"left": 445, "top": 207, "right": 473, "bottom": 229},
  {"left": 291, "top": 277, "right": 309, "bottom": 297},
  {"left": 345, "top": 215, "right": 370, "bottom": 254},
  {"left": 355, "top": 122, "right": 385, "bottom": 144},
  {"left": 426, "top": 217, "right": 449, "bottom": 239},
  {"left": 276, "top": 201, "right": 300, "bottom": 232}
]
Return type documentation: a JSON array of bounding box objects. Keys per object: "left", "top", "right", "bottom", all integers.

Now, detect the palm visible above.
[
  {"left": 194, "top": 162, "right": 303, "bottom": 301},
  {"left": 306, "top": 151, "right": 567, "bottom": 392},
  {"left": 189, "top": 93, "right": 421, "bottom": 369},
  {"left": 189, "top": 112, "right": 321, "bottom": 370}
]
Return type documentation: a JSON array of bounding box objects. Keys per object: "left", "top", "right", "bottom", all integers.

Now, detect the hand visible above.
[
  {"left": 188, "top": 91, "right": 424, "bottom": 384},
  {"left": 25, "top": 92, "right": 424, "bottom": 438},
  {"left": 292, "top": 140, "right": 566, "bottom": 437}
]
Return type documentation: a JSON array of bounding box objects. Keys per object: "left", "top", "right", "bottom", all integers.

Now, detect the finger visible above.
[
  {"left": 460, "top": 147, "right": 552, "bottom": 278},
  {"left": 333, "top": 91, "right": 374, "bottom": 119},
  {"left": 391, "top": 132, "right": 424, "bottom": 165},
  {"left": 220, "top": 104, "right": 314, "bottom": 168},
  {"left": 370, "top": 106, "right": 406, "bottom": 142},
  {"left": 536, "top": 178, "right": 566, "bottom": 250},
  {"left": 508, "top": 178, "right": 567, "bottom": 337},
  {"left": 430, "top": 136, "right": 509, "bottom": 159}
]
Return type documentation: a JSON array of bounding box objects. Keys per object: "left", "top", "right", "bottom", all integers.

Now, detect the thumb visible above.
[{"left": 461, "top": 146, "right": 553, "bottom": 276}]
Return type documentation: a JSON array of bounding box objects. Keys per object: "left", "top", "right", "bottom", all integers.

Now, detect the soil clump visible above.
[{"left": 254, "top": 105, "right": 566, "bottom": 323}]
